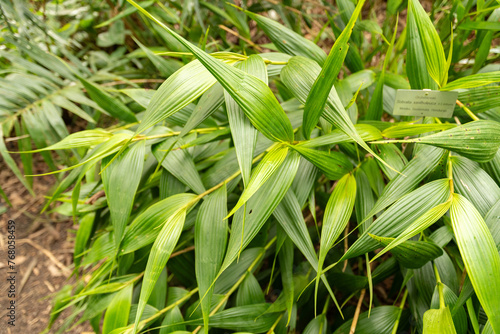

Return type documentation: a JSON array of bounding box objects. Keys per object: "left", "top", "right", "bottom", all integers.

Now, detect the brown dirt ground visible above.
[{"left": 0, "top": 148, "right": 92, "bottom": 334}]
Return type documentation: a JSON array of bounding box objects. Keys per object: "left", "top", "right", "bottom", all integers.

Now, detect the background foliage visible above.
[{"left": 1, "top": 0, "right": 500, "bottom": 333}]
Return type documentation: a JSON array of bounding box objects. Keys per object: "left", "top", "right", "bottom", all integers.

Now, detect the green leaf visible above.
[
  {"left": 95, "top": 0, "right": 155, "bottom": 28},
  {"left": 354, "top": 168, "right": 375, "bottom": 233},
  {"left": 181, "top": 83, "right": 225, "bottom": 137},
  {"left": 152, "top": 138, "right": 206, "bottom": 195},
  {"left": 0, "top": 128, "right": 34, "bottom": 195},
  {"left": 195, "top": 185, "right": 227, "bottom": 331},
  {"left": 120, "top": 193, "right": 197, "bottom": 255},
  {"left": 278, "top": 237, "right": 294, "bottom": 325},
  {"left": 342, "top": 178, "right": 451, "bottom": 261},
  {"left": 483, "top": 321, "right": 494, "bottom": 334},
  {"left": 423, "top": 306, "right": 457, "bottom": 334},
  {"left": 226, "top": 143, "right": 289, "bottom": 218},
  {"left": 97, "top": 20, "right": 125, "bottom": 47},
  {"left": 74, "top": 213, "right": 95, "bottom": 268},
  {"left": 373, "top": 143, "right": 407, "bottom": 180},
  {"left": 365, "top": 16, "right": 398, "bottom": 120},
  {"left": 159, "top": 306, "right": 186, "bottom": 334},
  {"left": 441, "top": 71, "right": 500, "bottom": 91},
  {"left": 274, "top": 191, "right": 315, "bottom": 266},
  {"left": 102, "top": 141, "right": 145, "bottom": 249},
  {"left": 133, "top": 38, "right": 181, "bottom": 77},
  {"left": 457, "top": 21, "right": 500, "bottom": 31},
  {"left": 302, "top": 0, "right": 365, "bottom": 139},
  {"left": 485, "top": 200, "right": 500, "bottom": 248},
  {"left": 408, "top": 0, "right": 448, "bottom": 87},
  {"left": 369, "top": 234, "right": 443, "bottom": 269},
  {"left": 333, "top": 306, "right": 408, "bottom": 334},
  {"left": 129, "top": 0, "right": 294, "bottom": 143},
  {"left": 148, "top": 267, "right": 168, "bottom": 310},
  {"left": 406, "top": 0, "right": 438, "bottom": 90},
  {"left": 79, "top": 77, "right": 137, "bottom": 123},
  {"left": 303, "top": 315, "right": 327, "bottom": 334},
  {"left": 47, "top": 285, "right": 73, "bottom": 330},
  {"left": 453, "top": 86, "right": 500, "bottom": 115},
  {"left": 136, "top": 59, "right": 220, "bottom": 133},
  {"left": 281, "top": 56, "right": 393, "bottom": 172},
  {"left": 382, "top": 123, "right": 457, "bottom": 139},
  {"left": 245, "top": 11, "right": 326, "bottom": 65},
  {"left": 215, "top": 248, "right": 263, "bottom": 294},
  {"left": 371, "top": 200, "right": 451, "bottom": 263},
  {"left": 273, "top": 190, "right": 337, "bottom": 308},
  {"left": 299, "top": 124, "right": 383, "bottom": 149},
  {"left": 236, "top": 273, "right": 265, "bottom": 306},
  {"left": 430, "top": 284, "right": 468, "bottom": 334},
  {"left": 134, "top": 207, "right": 188, "bottom": 332},
  {"left": 450, "top": 194, "right": 500, "bottom": 332},
  {"left": 225, "top": 55, "right": 266, "bottom": 186},
  {"left": 364, "top": 145, "right": 447, "bottom": 220},
  {"left": 19, "top": 129, "right": 113, "bottom": 152},
  {"left": 103, "top": 284, "right": 133, "bottom": 334},
  {"left": 373, "top": 120, "right": 500, "bottom": 163},
  {"left": 220, "top": 150, "right": 300, "bottom": 275},
  {"left": 290, "top": 145, "right": 352, "bottom": 180},
  {"left": 451, "top": 155, "right": 500, "bottom": 216},
  {"left": 190, "top": 304, "right": 281, "bottom": 332},
  {"left": 316, "top": 173, "right": 356, "bottom": 311}
]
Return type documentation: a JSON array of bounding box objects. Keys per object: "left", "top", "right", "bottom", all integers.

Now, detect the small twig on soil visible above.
[
  {"left": 18, "top": 238, "right": 71, "bottom": 276},
  {"left": 43, "top": 280, "right": 55, "bottom": 293},
  {"left": 18, "top": 258, "right": 37, "bottom": 295},
  {"left": 10, "top": 197, "right": 43, "bottom": 221}
]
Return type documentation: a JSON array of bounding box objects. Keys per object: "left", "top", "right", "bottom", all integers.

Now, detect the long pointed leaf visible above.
[{"left": 450, "top": 194, "right": 500, "bottom": 332}]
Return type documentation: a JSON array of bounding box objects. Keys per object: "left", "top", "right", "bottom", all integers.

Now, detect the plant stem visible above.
[
  {"left": 391, "top": 289, "right": 409, "bottom": 334},
  {"left": 349, "top": 289, "right": 366, "bottom": 334},
  {"left": 456, "top": 100, "right": 480, "bottom": 121}
]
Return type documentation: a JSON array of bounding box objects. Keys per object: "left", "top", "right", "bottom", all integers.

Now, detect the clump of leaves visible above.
[{"left": 3, "top": 0, "right": 500, "bottom": 333}]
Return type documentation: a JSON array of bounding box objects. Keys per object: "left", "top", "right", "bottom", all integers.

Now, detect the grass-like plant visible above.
[{"left": 2, "top": 0, "right": 500, "bottom": 333}]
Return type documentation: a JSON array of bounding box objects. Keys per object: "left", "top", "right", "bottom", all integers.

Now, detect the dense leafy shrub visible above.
[{"left": 2, "top": 0, "right": 500, "bottom": 333}]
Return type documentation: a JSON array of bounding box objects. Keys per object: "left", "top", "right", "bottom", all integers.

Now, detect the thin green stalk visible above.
[
  {"left": 466, "top": 298, "right": 480, "bottom": 334},
  {"left": 137, "top": 288, "right": 199, "bottom": 333},
  {"left": 456, "top": 100, "right": 480, "bottom": 121},
  {"left": 391, "top": 289, "right": 409, "bottom": 334}
]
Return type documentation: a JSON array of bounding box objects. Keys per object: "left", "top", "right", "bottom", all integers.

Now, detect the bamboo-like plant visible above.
[{"left": 2, "top": 0, "right": 500, "bottom": 333}]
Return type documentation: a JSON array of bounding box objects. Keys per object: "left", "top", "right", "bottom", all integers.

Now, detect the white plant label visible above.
[{"left": 393, "top": 89, "right": 458, "bottom": 118}]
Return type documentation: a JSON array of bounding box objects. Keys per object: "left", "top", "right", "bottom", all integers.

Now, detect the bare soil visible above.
[{"left": 0, "top": 149, "right": 91, "bottom": 334}]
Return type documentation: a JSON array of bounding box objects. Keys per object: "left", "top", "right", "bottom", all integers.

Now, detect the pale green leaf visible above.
[
  {"left": 102, "top": 141, "right": 145, "bottom": 248},
  {"left": 369, "top": 234, "right": 443, "bottom": 269},
  {"left": 373, "top": 120, "right": 500, "bottom": 163},
  {"left": 450, "top": 194, "right": 500, "bottom": 332},
  {"left": 423, "top": 306, "right": 457, "bottom": 334},
  {"left": 225, "top": 55, "right": 266, "bottom": 186},
  {"left": 195, "top": 185, "right": 227, "bottom": 331},
  {"left": 134, "top": 207, "right": 188, "bottom": 332},
  {"left": 226, "top": 144, "right": 289, "bottom": 218},
  {"left": 302, "top": 0, "right": 365, "bottom": 138},
  {"left": 103, "top": 284, "right": 133, "bottom": 334},
  {"left": 128, "top": 0, "right": 294, "bottom": 142}
]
